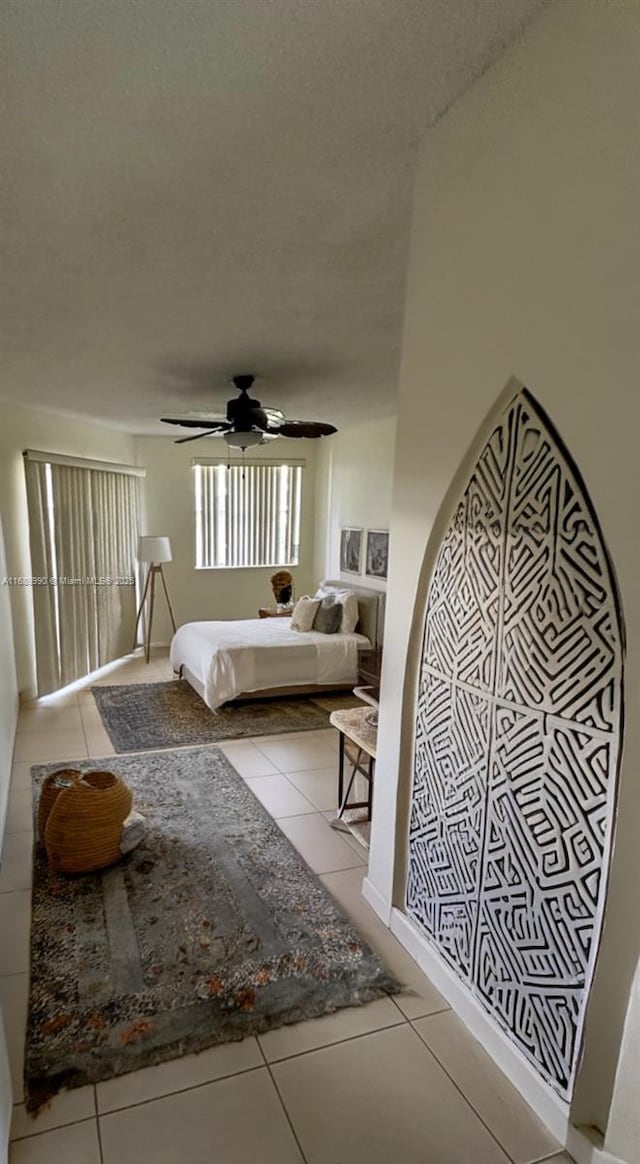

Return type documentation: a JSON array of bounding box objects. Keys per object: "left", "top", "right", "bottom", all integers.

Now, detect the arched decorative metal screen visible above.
[{"left": 407, "top": 388, "right": 623, "bottom": 1097}]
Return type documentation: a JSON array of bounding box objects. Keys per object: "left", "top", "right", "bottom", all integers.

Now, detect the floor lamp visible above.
[{"left": 133, "top": 536, "right": 177, "bottom": 663}]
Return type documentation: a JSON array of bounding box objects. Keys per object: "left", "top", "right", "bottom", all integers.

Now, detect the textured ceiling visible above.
[{"left": 1, "top": 0, "right": 547, "bottom": 435}]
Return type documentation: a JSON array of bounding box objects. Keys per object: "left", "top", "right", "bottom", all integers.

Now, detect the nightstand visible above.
[{"left": 258, "top": 607, "right": 292, "bottom": 618}]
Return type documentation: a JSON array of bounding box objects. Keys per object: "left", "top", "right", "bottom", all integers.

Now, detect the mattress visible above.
[{"left": 170, "top": 617, "right": 370, "bottom": 710}]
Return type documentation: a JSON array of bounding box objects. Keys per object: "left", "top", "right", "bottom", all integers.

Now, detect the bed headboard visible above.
[{"left": 320, "top": 580, "right": 386, "bottom": 648}]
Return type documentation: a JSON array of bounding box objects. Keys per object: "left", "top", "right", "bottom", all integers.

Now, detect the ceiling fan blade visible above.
[
  {"left": 278, "top": 421, "right": 338, "bottom": 439},
  {"left": 161, "top": 417, "right": 228, "bottom": 429},
  {"left": 259, "top": 406, "right": 285, "bottom": 427},
  {"left": 174, "top": 429, "right": 224, "bottom": 444},
  {"left": 230, "top": 403, "right": 286, "bottom": 432}
]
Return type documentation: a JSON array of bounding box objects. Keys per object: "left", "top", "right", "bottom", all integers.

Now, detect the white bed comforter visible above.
[{"left": 170, "top": 617, "right": 370, "bottom": 710}]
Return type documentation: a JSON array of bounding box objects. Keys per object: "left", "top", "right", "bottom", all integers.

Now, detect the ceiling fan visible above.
[{"left": 161, "top": 374, "right": 338, "bottom": 448}]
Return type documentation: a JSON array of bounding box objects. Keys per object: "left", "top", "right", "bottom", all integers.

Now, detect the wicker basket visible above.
[
  {"left": 37, "top": 769, "right": 82, "bottom": 845},
  {"left": 44, "top": 770, "right": 133, "bottom": 875}
]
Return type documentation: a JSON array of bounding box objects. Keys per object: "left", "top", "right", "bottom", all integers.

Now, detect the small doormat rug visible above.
[
  {"left": 26, "top": 746, "right": 400, "bottom": 1111},
  {"left": 91, "top": 680, "right": 360, "bottom": 753}
]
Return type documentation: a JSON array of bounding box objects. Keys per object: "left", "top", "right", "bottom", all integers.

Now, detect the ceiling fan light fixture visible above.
[{"left": 223, "top": 430, "right": 264, "bottom": 450}]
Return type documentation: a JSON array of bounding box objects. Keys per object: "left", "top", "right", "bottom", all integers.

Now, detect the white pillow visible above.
[
  {"left": 290, "top": 596, "right": 321, "bottom": 633},
  {"left": 339, "top": 592, "right": 359, "bottom": 634},
  {"left": 313, "top": 586, "right": 359, "bottom": 634}
]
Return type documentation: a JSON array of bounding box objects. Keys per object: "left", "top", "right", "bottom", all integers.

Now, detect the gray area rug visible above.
[
  {"left": 91, "top": 681, "right": 360, "bottom": 752},
  {"left": 26, "top": 746, "right": 400, "bottom": 1110}
]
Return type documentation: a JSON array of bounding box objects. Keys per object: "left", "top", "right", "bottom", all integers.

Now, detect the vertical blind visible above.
[
  {"left": 194, "top": 461, "right": 303, "bottom": 568},
  {"left": 24, "top": 454, "right": 142, "bottom": 696}
]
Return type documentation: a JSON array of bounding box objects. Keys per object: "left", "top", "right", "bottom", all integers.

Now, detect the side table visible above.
[
  {"left": 257, "top": 607, "right": 292, "bottom": 618},
  {"left": 329, "top": 706, "right": 377, "bottom": 830}
]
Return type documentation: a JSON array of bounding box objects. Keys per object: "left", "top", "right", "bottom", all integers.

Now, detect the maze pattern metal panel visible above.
[
  {"left": 409, "top": 673, "right": 491, "bottom": 976},
  {"left": 407, "top": 390, "right": 623, "bottom": 1097}
]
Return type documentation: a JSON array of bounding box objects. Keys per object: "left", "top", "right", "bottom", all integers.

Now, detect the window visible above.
[
  {"left": 194, "top": 460, "right": 303, "bottom": 568},
  {"left": 23, "top": 450, "right": 143, "bottom": 695}
]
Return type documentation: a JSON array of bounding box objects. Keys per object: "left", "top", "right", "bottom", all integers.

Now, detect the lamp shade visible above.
[{"left": 138, "top": 535, "right": 172, "bottom": 563}]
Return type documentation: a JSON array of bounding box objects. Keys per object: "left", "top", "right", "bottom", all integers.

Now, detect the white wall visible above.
[
  {"left": 606, "top": 953, "right": 640, "bottom": 1164},
  {"left": 367, "top": 1, "right": 640, "bottom": 1157},
  {"left": 313, "top": 415, "right": 396, "bottom": 593},
  {"left": 0, "top": 1009, "right": 10, "bottom": 1164},
  {"left": 0, "top": 514, "right": 19, "bottom": 1155},
  {"left": 0, "top": 515, "right": 18, "bottom": 845},
  {"left": 0, "top": 403, "right": 136, "bottom": 697},
  {"left": 134, "top": 437, "right": 320, "bottom": 642}
]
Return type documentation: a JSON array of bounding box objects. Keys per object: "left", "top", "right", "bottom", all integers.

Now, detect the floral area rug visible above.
[
  {"left": 26, "top": 746, "right": 400, "bottom": 1111},
  {"left": 91, "top": 680, "right": 361, "bottom": 752}
]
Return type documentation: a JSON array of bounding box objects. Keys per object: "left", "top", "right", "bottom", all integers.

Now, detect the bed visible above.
[{"left": 170, "top": 581, "right": 384, "bottom": 710}]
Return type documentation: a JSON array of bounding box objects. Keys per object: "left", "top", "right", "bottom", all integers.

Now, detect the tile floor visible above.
[{"left": 1, "top": 651, "right": 572, "bottom": 1163}]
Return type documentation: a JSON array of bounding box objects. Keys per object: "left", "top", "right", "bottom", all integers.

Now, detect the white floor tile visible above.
[
  {"left": 23, "top": 691, "right": 79, "bottom": 709},
  {"left": 17, "top": 707, "right": 83, "bottom": 734},
  {"left": 78, "top": 705, "right": 104, "bottom": 732},
  {"left": 413, "top": 1011, "right": 559, "bottom": 1164},
  {"left": 392, "top": 986, "right": 447, "bottom": 1021},
  {"left": 278, "top": 812, "right": 366, "bottom": 874},
  {"left": 11, "top": 1087, "right": 95, "bottom": 1141},
  {"left": 9, "top": 1118, "right": 101, "bottom": 1163},
  {"left": 77, "top": 691, "right": 98, "bottom": 705},
  {"left": 273, "top": 1025, "right": 511, "bottom": 1164},
  {"left": 0, "top": 895, "right": 31, "bottom": 976},
  {"left": 286, "top": 766, "right": 338, "bottom": 811},
  {"left": 217, "top": 740, "right": 278, "bottom": 778},
  {"left": 83, "top": 726, "right": 115, "bottom": 757},
  {"left": 245, "top": 774, "right": 315, "bottom": 818},
  {"left": 322, "top": 809, "right": 371, "bottom": 857},
  {"left": 253, "top": 728, "right": 338, "bottom": 751},
  {"left": 13, "top": 731, "right": 87, "bottom": 764},
  {"left": 96, "top": 1037, "right": 263, "bottom": 1113},
  {"left": 99, "top": 1068, "right": 304, "bottom": 1164},
  {"left": 5, "top": 787, "right": 34, "bottom": 835},
  {"left": 304, "top": 727, "right": 339, "bottom": 751},
  {"left": 0, "top": 832, "right": 33, "bottom": 893},
  {"left": 259, "top": 995, "right": 404, "bottom": 1062},
  {"left": 254, "top": 736, "right": 336, "bottom": 773},
  {"left": 10, "top": 764, "right": 33, "bottom": 793},
  {"left": 0, "top": 973, "right": 29, "bottom": 1099}
]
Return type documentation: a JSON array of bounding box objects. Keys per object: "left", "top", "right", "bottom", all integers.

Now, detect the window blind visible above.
[
  {"left": 24, "top": 457, "right": 141, "bottom": 695},
  {"left": 194, "top": 462, "right": 303, "bottom": 569}
]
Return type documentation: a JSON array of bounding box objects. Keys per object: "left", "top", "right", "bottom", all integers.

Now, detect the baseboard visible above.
[
  {"left": 390, "top": 908, "right": 632, "bottom": 1163},
  {"left": 566, "top": 1126, "right": 628, "bottom": 1164},
  {"left": 391, "top": 908, "right": 572, "bottom": 1139},
  {"left": 0, "top": 689, "right": 19, "bottom": 860},
  {"left": 362, "top": 876, "right": 392, "bottom": 925},
  {"left": 0, "top": 1008, "right": 12, "bottom": 1164}
]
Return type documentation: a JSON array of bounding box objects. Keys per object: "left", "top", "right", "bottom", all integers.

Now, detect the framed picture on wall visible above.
[
  {"left": 366, "top": 529, "right": 389, "bottom": 579},
  {"left": 340, "top": 527, "right": 363, "bottom": 575}
]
